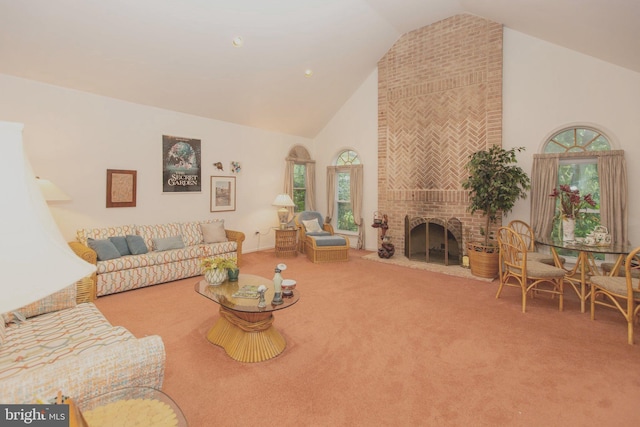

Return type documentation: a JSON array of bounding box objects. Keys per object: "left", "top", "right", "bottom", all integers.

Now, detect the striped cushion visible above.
[
  {"left": 0, "top": 322, "right": 5, "bottom": 346},
  {"left": 0, "top": 303, "right": 133, "bottom": 381},
  {"left": 76, "top": 225, "right": 136, "bottom": 246}
]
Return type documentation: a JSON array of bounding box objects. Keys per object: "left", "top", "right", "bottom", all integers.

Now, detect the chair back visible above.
[
  {"left": 295, "top": 211, "right": 324, "bottom": 231},
  {"left": 508, "top": 220, "right": 536, "bottom": 251},
  {"left": 497, "top": 226, "right": 527, "bottom": 273},
  {"left": 624, "top": 247, "right": 640, "bottom": 293}
]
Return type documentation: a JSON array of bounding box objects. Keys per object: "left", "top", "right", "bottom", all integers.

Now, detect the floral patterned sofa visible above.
[
  {"left": 70, "top": 219, "right": 245, "bottom": 297},
  {"left": 0, "top": 283, "right": 165, "bottom": 404}
]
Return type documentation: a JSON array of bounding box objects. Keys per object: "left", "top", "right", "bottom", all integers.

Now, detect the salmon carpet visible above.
[{"left": 94, "top": 250, "right": 640, "bottom": 426}]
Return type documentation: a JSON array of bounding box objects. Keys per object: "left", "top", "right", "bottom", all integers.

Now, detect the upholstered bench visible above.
[{"left": 305, "top": 235, "right": 350, "bottom": 263}]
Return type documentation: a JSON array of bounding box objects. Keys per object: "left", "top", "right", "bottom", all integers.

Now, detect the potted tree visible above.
[{"left": 461, "top": 146, "right": 530, "bottom": 278}]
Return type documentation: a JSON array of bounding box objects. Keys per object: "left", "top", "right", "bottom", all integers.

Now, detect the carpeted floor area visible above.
[{"left": 94, "top": 249, "right": 640, "bottom": 427}]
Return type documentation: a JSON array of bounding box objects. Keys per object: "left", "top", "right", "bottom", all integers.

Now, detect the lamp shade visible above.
[
  {"left": 0, "top": 121, "right": 96, "bottom": 313},
  {"left": 36, "top": 177, "right": 71, "bottom": 201},
  {"left": 272, "top": 194, "right": 295, "bottom": 207}
]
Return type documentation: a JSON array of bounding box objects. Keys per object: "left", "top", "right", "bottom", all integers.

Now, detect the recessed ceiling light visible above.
[
  {"left": 304, "top": 69, "right": 313, "bottom": 78},
  {"left": 232, "top": 36, "right": 243, "bottom": 47}
]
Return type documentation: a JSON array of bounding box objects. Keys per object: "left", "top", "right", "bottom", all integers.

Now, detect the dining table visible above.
[{"left": 535, "top": 236, "right": 634, "bottom": 313}]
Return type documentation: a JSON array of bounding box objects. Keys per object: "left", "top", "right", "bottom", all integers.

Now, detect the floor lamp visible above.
[{"left": 0, "top": 121, "right": 95, "bottom": 313}]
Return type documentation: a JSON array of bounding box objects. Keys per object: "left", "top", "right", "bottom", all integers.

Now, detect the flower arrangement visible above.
[
  {"left": 199, "top": 256, "right": 237, "bottom": 272},
  {"left": 549, "top": 185, "right": 596, "bottom": 219}
]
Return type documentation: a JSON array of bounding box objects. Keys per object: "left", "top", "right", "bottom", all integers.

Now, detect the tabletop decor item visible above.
[
  {"left": 549, "top": 184, "right": 596, "bottom": 242},
  {"left": 272, "top": 263, "right": 287, "bottom": 305},
  {"left": 200, "top": 256, "right": 237, "bottom": 285},
  {"left": 281, "top": 279, "right": 296, "bottom": 296}
]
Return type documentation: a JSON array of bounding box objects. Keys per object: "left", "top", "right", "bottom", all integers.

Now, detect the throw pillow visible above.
[
  {"left": 153, "top": 235, "right": 185, "bottom": 251},
  {"left": 201, "top": 222, "right": 228, "bottom": 243},
  {"left": 126, "top": 235, "right": 149, "bottom": 255},
  {"left": 303, "top": 218, "right": 323, "bottom": 233},
  {"left": 109, "top": 236, "right": 131, "bottom": 256},
  {"left": 87, "top": 238, "right": 122, "bottom": 261}
]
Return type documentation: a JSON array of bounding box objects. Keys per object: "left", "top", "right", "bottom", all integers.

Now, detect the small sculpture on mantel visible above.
[{"left": 372, "top": 212, "right": 394, "bottom": 258}]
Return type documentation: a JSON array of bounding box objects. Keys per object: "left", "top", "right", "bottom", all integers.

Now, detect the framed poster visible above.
[
  {"left": 162, "top": 135, "right": 201, "bottom": 193},
  {"left": 106, "top": 169, "right": 137, "bottom": 208},
  {"left": 210, "top": 176, "right": 236, "bottom": 212}
]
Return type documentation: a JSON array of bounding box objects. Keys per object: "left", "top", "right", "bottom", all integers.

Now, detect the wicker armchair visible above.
[
  {"left": 294, "top": 211, "right": 349, "bottom": 262},
  {"left": 294, "top": 211, "right": 334, "bottom": 253}
]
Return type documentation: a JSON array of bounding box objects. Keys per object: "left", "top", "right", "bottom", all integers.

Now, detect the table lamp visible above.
[
  {"left": 272, "top": 194, "right": 295, "bottom": 229},
  {"left": 0, "top": 121, "right": 96, "bottom": 313}
]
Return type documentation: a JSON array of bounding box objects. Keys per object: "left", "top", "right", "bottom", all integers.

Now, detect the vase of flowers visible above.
[
  {"left": 200, "top": 256, "right": 238, "bottom": 285},
  {"left": 549, "top": 185, "right": 596, "bottom": 242}
]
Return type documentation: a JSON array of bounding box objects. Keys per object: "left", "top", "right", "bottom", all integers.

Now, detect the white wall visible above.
[
  {"left": 313, "top": 70, "right": 379, "bottom": 251},
  {"left": 502, "top": 29, "right": 640, "bottom": 245},
  {"left": 0, "top": 75, "right": 311, "bottom": 252}
]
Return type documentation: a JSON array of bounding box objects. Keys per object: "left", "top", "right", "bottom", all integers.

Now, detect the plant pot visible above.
[
  {"left": 204, "top": 268, "right": 227, "bottom": 285},
  {"left": 227, "top": 268, "right": 240, "bottom": 282},
  {"left": 466, "top": 242, "right": 499, "bottom": 279}
]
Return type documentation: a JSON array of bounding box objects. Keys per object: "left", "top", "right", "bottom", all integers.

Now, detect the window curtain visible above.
[
  {"left": 598, "top": 151, "right": 628, "bottom": 245},
  {"left": 283, "top": 160, "right": 295, "bottom": 222},
  {"left": 350, "top": 164, "right": 364, "bottom": 249},
  {"left": 326, "top": 166, "right": 336, "bottom": 223},
  {"left": 305, "top": 162, "right": 316, "bottom": 211},
  {"left": 530, "top": 155, "right": 558, "bottom": 240},
  {"left": 531, "top": 150, "right": 627, "bottom": 244}
]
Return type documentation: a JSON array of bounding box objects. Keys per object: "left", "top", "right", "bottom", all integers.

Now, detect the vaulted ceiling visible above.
[{"left": 1, "top": 0, "right": 638, "bottom": 138}]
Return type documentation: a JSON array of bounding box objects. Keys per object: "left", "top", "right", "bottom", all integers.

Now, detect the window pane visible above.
[
  {"left": 293, "top": 164, "right": 306, "bottom": 188},
  {"left": 293, "top": 189, "right": 305, "bottom": 212},
  {"left": 337, "top": 172, "right": 350, "bottom": 201},
  {"left": 337, "top": 202, "right": 357, "bottom": 232}
]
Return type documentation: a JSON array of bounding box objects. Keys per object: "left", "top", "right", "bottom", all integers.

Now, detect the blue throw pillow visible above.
[
  {"left": 87, "top": 238, "right": 122, "bottom": 261},
  {"left": 126, "top": 235, "right": 149, "bottom": 255},
  {"left": 153, "top": 235, "right": 185, "bottom": 251},
  {"left": 109, "top": 236, "right": 131, "bottom": 256}
]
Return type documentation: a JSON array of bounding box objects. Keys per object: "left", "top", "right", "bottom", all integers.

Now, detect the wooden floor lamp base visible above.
[{"left": 206, "top": 307, "right": 287, "bottom": 363}]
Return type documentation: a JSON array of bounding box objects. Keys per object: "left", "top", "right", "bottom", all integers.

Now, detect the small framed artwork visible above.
[
  {"left": 107, "top": 169, "right": 137, "bottom": 208},
  {"left": 210, "top": 176, "right": 236, "bottom": 212}
]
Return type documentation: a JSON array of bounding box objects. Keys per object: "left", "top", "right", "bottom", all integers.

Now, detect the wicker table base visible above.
[{"left": 206, "top": 306, "right": 286, "bottom": 363}]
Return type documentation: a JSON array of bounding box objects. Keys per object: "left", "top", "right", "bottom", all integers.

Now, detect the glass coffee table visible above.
[{"left": 195, "top": 274, "right": 300, "bottom": 363}]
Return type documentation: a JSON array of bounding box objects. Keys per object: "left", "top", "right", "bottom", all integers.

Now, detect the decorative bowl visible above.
[{"left": 281, "top": 279, "right": 296, "bottom": 296}]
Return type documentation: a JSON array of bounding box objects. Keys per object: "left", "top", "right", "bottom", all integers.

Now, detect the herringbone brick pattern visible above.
[{"left": 378, "top": 14, "right": 503, "bottom": 254}]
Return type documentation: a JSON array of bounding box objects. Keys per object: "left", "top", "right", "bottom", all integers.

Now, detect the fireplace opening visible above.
[{"left": 404, "top": 216, "right": 462, "bottom": 266}]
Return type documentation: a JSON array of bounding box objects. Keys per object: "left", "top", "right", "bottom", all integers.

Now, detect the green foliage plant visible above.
[
  {"left": 461, "top": 146, "right": 531, "bottom": 247},
  {"left": 200, "top": 256, "right": 237, "bottom": 272}
]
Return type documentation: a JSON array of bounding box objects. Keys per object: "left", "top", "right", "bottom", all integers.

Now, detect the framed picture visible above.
[
  {"left": 210, "top": 176, "right": 236, "bottom": 212},
  {"left": 106, "top": 169, "right": 137, "bottom": 208}
]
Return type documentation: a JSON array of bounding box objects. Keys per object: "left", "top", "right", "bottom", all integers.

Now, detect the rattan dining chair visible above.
[
  {"left": 590, "top": 246, "right": 640, "bottom": 345},
  {"left": 508, "top": 220, "right": 564, "bottom": 266},
  {"left": 497, "top": 226, "right": 565, "bottom": 313}
]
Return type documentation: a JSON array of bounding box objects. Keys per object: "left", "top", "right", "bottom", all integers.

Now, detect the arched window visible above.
[
  {"left": 531, "top": 125, "right": 627, "bottom": 250},
  {"left": 284, "top": 145, "right": 315, "bottom": 212},
  {"left": 543, "top": 127, "right": 611, "bottom": 238},
  {"left": 335, "top": 150, "right": 360, "bottom": 232},
  {"left": 327, "top": 150, "right": 364, "bottom": 248}
]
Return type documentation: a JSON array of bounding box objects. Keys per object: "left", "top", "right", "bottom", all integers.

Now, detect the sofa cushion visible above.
[
  {"left": 180, "top": 221, "right": 204, "bottom": 246},
  {"left": 201, "top": 221, "right": 227, "bottom": 243},
  {"left": 95, "top": 245, "right": 214, "bottom": 274},
  {"left": 137, "top": 223, "right": 182, "bottom": 252},
  {"left": 0, "top": 303, "right": 134, "bottom": 381},
  {"left": 153, "top": 235, "right": 185, "bottom": 251},
  {"left": 2, "top": 284, "right": 77, "bottom": 325},
  {"left": 311, "top": 235, "right": 347, "bottom": 247},
  {"left": 126, "top": 235, "right": 148, "bottom": 255},
  {"left": 109, "top": 236, "right": 131, "bottom": 256},
  {"left": 88, "top": 238, "right": 122, "bottom": 261},
  {"left": 76, "top": 224, "right": 136, "bottom": 246}
]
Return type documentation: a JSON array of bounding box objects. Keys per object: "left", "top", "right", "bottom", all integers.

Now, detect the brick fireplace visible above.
[
  {"left": 405, "top": 216, "right": 463, "bottom": 265},
  {"left": 377, "top": 14, "right": 503, "bottom": 256}
]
